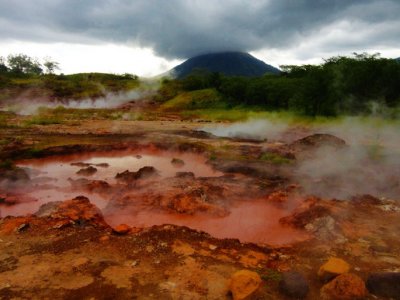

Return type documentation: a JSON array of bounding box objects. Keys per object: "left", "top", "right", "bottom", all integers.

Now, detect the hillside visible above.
[
  {"left": 0, "top": 72, "right": 139, "bottom": 104},
  {"left": 170, "top": 52, "right": 280, "bottom": 78}
]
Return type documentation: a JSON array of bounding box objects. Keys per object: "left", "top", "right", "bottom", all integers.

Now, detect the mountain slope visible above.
[{"left": 170, "top": 52, "right": 280, "bottom": 78}]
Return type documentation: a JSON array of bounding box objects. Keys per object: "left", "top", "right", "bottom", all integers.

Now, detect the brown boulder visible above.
[
  {"left": 320, "top": 273, "right": 367, "bottom": 300},
  {"left": 160, "top": 190, "right": 228, "bottom": 217},
  {"left": 280, "top": 197, "right": 330, "bottom": 228},
  {"left": 171, "top": 158, "right": 185, "bottom": 167},
  {"left": 68, "top": 178, "right": 111, "bottom": 193},
  {"left": 76, "top": 166, "right": 97, "bottom": 176},
  {"left": 291, "top": 134, "right": 346, "bottom": 152},
  {"left": 115, "top": 166, "right": 158, "bottom": 183},
  {"left": 35, "top": 196, "right": 107, "bottom": 227}
]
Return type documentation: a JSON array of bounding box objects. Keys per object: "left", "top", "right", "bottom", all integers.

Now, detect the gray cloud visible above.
[{"left": 0, "top": 0, "right": 398, "bottom": 59}]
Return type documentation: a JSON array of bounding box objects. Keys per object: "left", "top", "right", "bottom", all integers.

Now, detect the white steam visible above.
[
  {"left": 296, "top": 117, "right": 400, "bottom": 200},
  {"left": 202, "top": 119, "right": 288, "bottom": 141},
  {"left": 202, "top": 117, "right": 400, "bottom": 200},
  {"left": 1, "top": 82, "right": 159, "bottom": 115}
]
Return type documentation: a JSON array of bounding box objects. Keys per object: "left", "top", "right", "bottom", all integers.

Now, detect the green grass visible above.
[
  {"left": 180, "top": 107, "right": 400, "bottom": 128},
  {"left": 257, "top": 268, "right": 282, "bottom": 282},
  {"left": 0, "top": 114, "right": 7, "bottom": 127},
  {"left": 24, "top": 115, "right": 63, "bottom": 126},
  {"left": 0, "top": 72, "right": 141, "bottom": 102},
  {"left": 180, "top": 108, "right": 303, "bottom": 122},
  {"left": 0, "top": 159, "right": 14, "bottom": 170},
  {"left": 161, "top": 88, "right": 225, "bottom": 111},
  {"left": 259, "top": 152, "right": 293, "bottom": 164},
  {"left": 23, "top": 148, "right": 45, "bottom": 158}
]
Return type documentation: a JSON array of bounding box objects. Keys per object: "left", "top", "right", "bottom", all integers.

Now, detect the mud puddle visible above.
[
  {"left": 106, "top": 199, "right": 309, "bottom": 245},
  {"left": 1, "top": 150, "right": 310, "bottom": 245}
]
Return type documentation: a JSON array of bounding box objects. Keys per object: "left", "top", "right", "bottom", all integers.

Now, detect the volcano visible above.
[{"left": 170, "top": 51, "right": 280, "bottom": 78}]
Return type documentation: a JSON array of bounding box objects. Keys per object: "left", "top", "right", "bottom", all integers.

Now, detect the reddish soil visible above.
[{"left": 1, "top": 117, "right": 400, "bottom": 299}]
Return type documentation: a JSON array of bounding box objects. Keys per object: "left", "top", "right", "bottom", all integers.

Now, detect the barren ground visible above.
[{"left": 1, "top": 111, "right": 399, "bottom": 299}]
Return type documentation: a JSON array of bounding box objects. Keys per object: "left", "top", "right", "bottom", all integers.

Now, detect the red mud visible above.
[
  {"left": 1, "top": 150, "right": 310, "bottom": 245},
  {"left": 105, "top": 199, "right": 309, "bottom": 245}
]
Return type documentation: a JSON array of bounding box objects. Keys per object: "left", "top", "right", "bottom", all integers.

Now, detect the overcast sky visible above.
[{"left": 0, "top": 0, "right": 399, "bottom": 76}]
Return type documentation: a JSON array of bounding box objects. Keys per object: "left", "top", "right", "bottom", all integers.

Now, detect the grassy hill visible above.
[{"left": 0, "top": 72, "right": 140, "bottom": 103}]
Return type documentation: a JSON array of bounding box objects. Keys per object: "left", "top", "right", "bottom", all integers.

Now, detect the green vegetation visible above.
[
  {"left": 259, "top": 152, "right": 293, "bottom": 164},
  {"left": 23, "top": 147, "right": 45, "bottom": 158},
  {"left": 157, "top": 53, "right": 400, "bottom": 117},
  {"left": 0, "top": 159, "right": 14, "bottom": 170},
  {"left": 257, "top": 268, "right": 282, "bottom": 282},
  {"left": 0, "top": 54, "right": 140, "bottom": 103},
  {"left": 161, "top": 88, "right": 224, "bottom": 110}
]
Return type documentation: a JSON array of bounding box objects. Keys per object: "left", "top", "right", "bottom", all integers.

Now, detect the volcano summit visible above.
[{"left": 170, "top": 51, "right": 280, "bottom": 78}]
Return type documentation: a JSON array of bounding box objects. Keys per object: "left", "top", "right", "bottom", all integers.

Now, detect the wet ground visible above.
[{"left": 1, "top": 115, "right": 400, "bottom": 299}]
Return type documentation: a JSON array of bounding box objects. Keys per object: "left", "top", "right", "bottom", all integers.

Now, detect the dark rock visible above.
[
  {"left": 175, "top": 172, "right": 195, "bottom": 179},
  {"left": 115, "top": 170, "right": 137, "bottom": 182},
  {"left": 171, "top": 158, "right": 185, "bottom": 167},
  {"left": 172, "top": 130, "right": 214, "bottom": 139},
  {"left": 291, "top": 134, "right": 346, "bottom": 150},
  {"left": 0, "top": 168, "right": 30, "bottom": 182},
  {"left": 290, "top": 134, "right": 346, "bottom": 160},
  {"left": 366, "top": 272, "right": 400, "bottom": 299},
  {"left": 68, "top": 178, "right": 111, "bottom": 193},
  {"left": 71, "top": 162, "right": 91, "bottom": 167},
  {"left": 279, "top": 271, "right": 309, "bottom": 298},
  {"left": 76, "top": 166, "right": 97, "bottom": 176},
  {"left": 115, "top": 166, "right": 159, "bottom": 183},
  {"left": 94, "top": 163, "right": 109, "bottom": 168},
  {"left": 135, "top": 166, "right": 158, "bottom": 179}
]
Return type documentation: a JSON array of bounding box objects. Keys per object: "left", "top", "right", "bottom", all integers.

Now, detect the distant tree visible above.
[
  {"left": 43, "top": 57, "right": 60, "bottom": 74},
  {"left": 122, "top": 73, "right": 138, "bottom": 80},
  {"left": 7, "top": 54, "right": 43, "bottom": 75},
  {"left": 0, "top": 56, "right": 8, "bottom": 73}
]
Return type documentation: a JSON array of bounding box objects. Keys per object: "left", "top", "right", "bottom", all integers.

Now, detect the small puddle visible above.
[{"left": 1, "top": 150, "right": 309, "bottom": 245}]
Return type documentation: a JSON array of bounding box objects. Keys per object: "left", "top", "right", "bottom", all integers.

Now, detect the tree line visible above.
[
  {"left": 163, "top": 53, "right": 400, "bottom": 116},
  {"left": 0, "top": 54, "right": 60, "bottom": 75}
]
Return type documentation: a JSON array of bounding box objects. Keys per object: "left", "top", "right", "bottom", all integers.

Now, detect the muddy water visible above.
[
  {"left": 4, "top": 150, "right": 219, "bottom": 216},
  {"left": 18, "top": 150, "right": 220, "bottom": 186},
  {"left": 1, "top": 150, "right": 309, "bottom": 245},
  {"left": 105, "top": 200, "right": 309, "bottom": 245}
]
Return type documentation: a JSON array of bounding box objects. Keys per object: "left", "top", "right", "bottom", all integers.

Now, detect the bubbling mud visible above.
[{"left": 1, "top": 149, "right": 309, "bottom": 245}]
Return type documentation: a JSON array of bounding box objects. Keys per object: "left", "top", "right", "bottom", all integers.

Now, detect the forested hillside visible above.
[{"left": 159, "top": 53, "right": 400, "bottom": 116}]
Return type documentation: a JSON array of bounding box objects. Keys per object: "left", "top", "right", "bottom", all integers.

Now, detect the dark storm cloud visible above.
[{"left": 0, "top": 0, "right": 398, "bottom": 58}]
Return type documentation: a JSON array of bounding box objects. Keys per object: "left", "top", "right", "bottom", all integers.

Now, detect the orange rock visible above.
[
  {"left": 320, "top": 273, "right": 367, "bottom": 300},
  {"left": 318, "top": 258, "right": 350, "bottom": 282},
  {"left": 0, "top": 217, "right": 33, "bottom": 234},
  {"left": 229, "top": 270, "right": 262, "bottom": 300},
  {"left": 130, "top": 227, "right": 142, "bottom": 234},
  {"left": 113, "top": 224, "right": 131, "bottom": 234},
  {"left": 266, "top": 190, "right": 289, "bottom": 205},
  {"left": 99, "top": 235, "right": 110, "bottom": 242},
  {"left": 35, "top": 196, "right": 107, "bottom": 228}
]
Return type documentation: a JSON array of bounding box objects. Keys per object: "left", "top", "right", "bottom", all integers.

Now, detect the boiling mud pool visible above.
[{"left": 2, "top": 150, "right": 308, "bottom": 245}]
